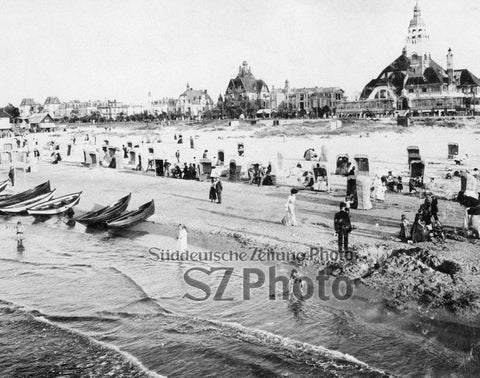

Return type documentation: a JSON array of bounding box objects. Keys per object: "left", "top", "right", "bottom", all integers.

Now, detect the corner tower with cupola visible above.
[{"left": 405, "top": 0, "right": 430, "bottom": 76}]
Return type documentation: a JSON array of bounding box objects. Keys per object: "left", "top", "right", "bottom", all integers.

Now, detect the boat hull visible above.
[
  {"left": 106, "top": 200, "right": 155, "bottom": 229},
  {"left": 0, "top": 191, "right": 56, "bottom": 214},
  {"left": 76, "top": 193, "right": 131, "bottom": 226},
  {"left": 0, "top": 181, "right": 51, "bottom": 208},
  {"left": 27, "top": 192, "right": 82, "bottom": 216},
  {"left": 0, "top": 180, "right": 8, "bottom": 194}
]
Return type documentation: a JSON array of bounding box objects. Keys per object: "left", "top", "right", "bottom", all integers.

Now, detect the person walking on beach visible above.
[
  {"left": 209, "top": 178, "right": 217, "bottom": 202},
  {"left": 257, "top": 165, "right": 265, "bottom": 187},
  {"left": 175, "top": 150, "right": 180, "bottom": 163},
  {"left": 334, "top": 202, "right": 352, "bottom": 253},
  {"left": 16, "top": 221, "right": 24, "bottom": 248},
  {"left": 8, "top": 166, "right": 15, "bottom": 186},
  {"left": 215, "top": 178, "right": 223, "bottom": 204},
  {"left": 411, "top": 206, "right": 428, "bottom": 243},
  {"left": 176, "top": 224, "right": 188, "bottom": 253},
  {"left": 281, "top": 189, "right": 298, "bottom": 226}
]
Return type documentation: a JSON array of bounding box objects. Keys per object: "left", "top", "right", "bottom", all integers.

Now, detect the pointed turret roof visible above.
[{"left": 409, "top": 1, "right": 426, "bottom": 28}]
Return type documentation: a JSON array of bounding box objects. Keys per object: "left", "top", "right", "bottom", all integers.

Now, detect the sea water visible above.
[{"left": 0, "top": 217, "right": 479, "bottom": 377}]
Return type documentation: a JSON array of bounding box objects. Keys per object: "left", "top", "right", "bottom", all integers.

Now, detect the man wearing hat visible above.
[{"left": 334, "top": 202, "right": 352, "bottom": 253}]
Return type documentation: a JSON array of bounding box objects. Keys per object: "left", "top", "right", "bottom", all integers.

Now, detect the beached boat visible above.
[
  {"left": 106, "top": 200, "right": 155, "bottom": 229},
  {"left": 27, "top": 192, "right": 82, "bottom": 216},
  {"left": 0, "top": 190, "right": 56, "bottom": 214},
  {"left": 76, "top": 193, "right": 131, "bottom": 226},
  {"left": 0, "top": 181, "right": 51, "bottom": 208},
  {"left": 0, "top": 179, "right": 8, "bottom": 193}
]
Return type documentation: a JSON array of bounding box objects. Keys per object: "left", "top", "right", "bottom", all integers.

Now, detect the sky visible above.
[{"left": 0, "top": 0, "right": 479, "bottom": 106}]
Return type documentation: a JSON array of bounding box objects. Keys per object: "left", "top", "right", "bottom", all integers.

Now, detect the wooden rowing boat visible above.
[
  {"left": 106, "top": 200, "right": 155, "bottom": 229},
  {"left": 27, "top": 192, "right": 82, "bottom": 215},
  {"left": 0, "top": 190, "right": 56, "bottom": 214},
  {"left": 0, "top": 179, "right": 8, "bottom": 194},
  {"left": 0, "top": 181, "right": 51, "bottom": 208},
  {"left": 76, "top": 193, "right": 131, "bottom": 226}
]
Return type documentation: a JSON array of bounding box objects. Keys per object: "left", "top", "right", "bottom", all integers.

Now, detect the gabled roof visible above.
[
  {"left": 377, "top": 54, "right": 411, "bottom": 79},
  {"left": 428, "top": 58, "right": 447, "bottom": 78},
  {"left": 20, "top": 98, "right": 37, "bottom": 106},
  {"left": 454, "top": 69, "right": 480, "bottom": 86},
  {"left": 405, "top": 58, "right": 448, "bottom": 86},
  {"left": 29, "top": 112, "right": 54, "bottom": 124},
  {"left": 0, "top": 109, "right": 12, "bottom": 118},
  {"left": 237, "top": 74, "right": 257, "bottom": 93},
  {"left": 179, "top": 89, "right": 212, "bottom": 103},
  {"left": 44, "top": 96, "right": 61, "bottom": 105},
  {"left": 423, "top": 66, "right": 445, "bottom": 84},
  {"left": 229, "top": 73, "right": 269, "bottom": 95},
  {"left": 255, "top": 79, "right": 268, "bottom": 93}
]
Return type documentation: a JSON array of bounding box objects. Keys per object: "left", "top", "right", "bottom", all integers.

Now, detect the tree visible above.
[{"left": 4, "top": 103, "right": 20, "bottom": 118}]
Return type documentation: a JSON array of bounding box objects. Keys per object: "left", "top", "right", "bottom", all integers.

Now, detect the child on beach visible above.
[
  {"left": 399, "top": 214, "right": 412, "bottom": 243},
  {"left": 289, "top": 269, "right": 306, "bottom": 298},
  {"left": 15, "top": 221, "right": 24, "bottom": 247},
  {"left": 344, "top": 195, "right": 353, "bottom": 213}
]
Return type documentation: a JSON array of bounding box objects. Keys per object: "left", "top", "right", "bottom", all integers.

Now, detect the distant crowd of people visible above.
[
  {"left": 248, "top": 163, "right": 273, "bottom": 186},
  {"left": 163, "top": 160, "right": 198, "bottom": 180}
]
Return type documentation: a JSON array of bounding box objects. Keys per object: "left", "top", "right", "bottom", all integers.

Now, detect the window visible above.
[{"left": 422, "top": 88, "right": 427, "bottom": 93}]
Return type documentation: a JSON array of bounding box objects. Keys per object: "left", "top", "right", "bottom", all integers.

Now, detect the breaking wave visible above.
[{"left": 0, "top": 299, "right": 164, "bottom": 378}]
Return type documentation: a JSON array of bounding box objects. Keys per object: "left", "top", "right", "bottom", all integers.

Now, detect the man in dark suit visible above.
[
  {"left": 334, "top": 202, "right": 352, "bottom": 253},
  {"left": 216, "top": 178, "right": 223, "bottom": 204}
]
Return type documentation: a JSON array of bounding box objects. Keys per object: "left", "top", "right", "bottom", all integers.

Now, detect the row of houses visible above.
[
  {"left": 13, "top": 3, "right": 480, "bottom": 122},
  {"left": 18, "top": 89, "right": 215, "bottom": 121},
  {"left": 13, "top": 59, "right": 345, "bottom": 121},
  {"left": 19, "top": 98, "right": 137, "bottom": 120},
  {"left": 222, "top": 60, "right": 345, "bottom": 118}
]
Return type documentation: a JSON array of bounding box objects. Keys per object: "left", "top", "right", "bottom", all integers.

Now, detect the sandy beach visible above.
[
  {"left": 1, "top": 119, "right": 480, "bottom": 376},
  {"left": 2, "top": 119, "right": 480, "bottom": 315}
]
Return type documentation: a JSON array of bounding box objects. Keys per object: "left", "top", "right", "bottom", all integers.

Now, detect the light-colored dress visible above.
[
  {"left": 176, "top": 228, "right": 188, "bottom": 252},
  {"left": 376, "top": 183, "right": 386, "bottom": 201},
  {"left": 281, "top": 195, "right": 298, "bottom": 226}
]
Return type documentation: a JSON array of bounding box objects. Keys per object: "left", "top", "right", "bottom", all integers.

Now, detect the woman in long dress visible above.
[
  {"left": 411, "top": 207, "right": 427, "bottom": 243},
  {"left": 281, "top": 189, "right": 298, "bottom": 226},
  {"left": 209, "top": 178, "right": 217, "bottom": 202},
  {"left": 176, "top": 224, "right": 188, "bottom": 252},
  {"left": 376, "top": 182, "right": 386, "bottom": 202}
]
